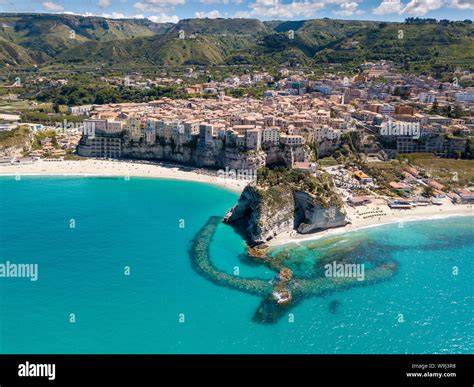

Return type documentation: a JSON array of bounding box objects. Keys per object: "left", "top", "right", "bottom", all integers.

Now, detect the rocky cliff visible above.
[
  {"left": 120, "top": 138, "right": 308, "bottom": 170},
  {"left": 0, "top": 126, "right": 33, "bottom": 158},
  {"left": 225, "top": 172, "right": 348, "bottom": 245}
]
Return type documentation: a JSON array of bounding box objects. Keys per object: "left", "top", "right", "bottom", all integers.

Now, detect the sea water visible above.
[{"left": 0, "top": 177, "right": 472, "bottom": 354}]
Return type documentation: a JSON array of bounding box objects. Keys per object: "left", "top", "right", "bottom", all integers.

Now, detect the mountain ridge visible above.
[{"left": 0, "top": 13, "right": 472, "bottom": 74}]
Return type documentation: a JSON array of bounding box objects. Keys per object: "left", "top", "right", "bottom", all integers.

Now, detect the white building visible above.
[
  {"left": 68, "top": 105, "right": 93, "bottom": 116},
  {"left": 418, "top": 92, "right": 436, "bottom": 103},
  {"left": 262, "top": 127, "right": 280, "bottom": 145},
  {"left": 280, "top": 134, "right": 305, "bottom": 145},
  {"left": 455, "top": 91, "right": 474, "bottom": 102}
]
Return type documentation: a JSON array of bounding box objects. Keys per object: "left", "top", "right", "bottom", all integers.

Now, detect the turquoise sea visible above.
[{"left": 0, "top": 176, "right": 472, "bottom": 354}]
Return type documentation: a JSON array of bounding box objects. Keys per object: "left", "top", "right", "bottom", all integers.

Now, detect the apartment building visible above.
[{"left": 262, "top": 127, "right": 280, "bottom": 145}]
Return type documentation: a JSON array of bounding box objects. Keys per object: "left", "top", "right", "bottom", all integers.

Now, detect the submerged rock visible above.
[
  {"left": 278, "top": 267, "right": 293, "bottom": 283},
  {"left": 247, "top": 244, "right": 269, "bottom": 259},
  {"left": 272, "top": 288, "right": 292, "bottom": 306},
  {"left": 329, "top": 299, "right": 341, "bottom": 314}
]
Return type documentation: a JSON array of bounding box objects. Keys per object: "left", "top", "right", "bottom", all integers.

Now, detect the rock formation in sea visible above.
[{"left": 224, "top": 167, "right": 348, "bottom": 245}]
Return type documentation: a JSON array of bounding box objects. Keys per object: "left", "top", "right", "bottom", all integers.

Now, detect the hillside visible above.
[
  {"left": 0, "top": 14, "right": 472, "bottom": 75},
  {"left": 169, "top": 18, "right": 269, "bottom": 36},
  {"left": 55, "top": 33, "right": 256, "bottom": 67},
  {"left": 313, "top": 21, "right": 474, "bottom": 73},
  {"left": 0, "top": 13, "right": 170, "bottom": 66}
]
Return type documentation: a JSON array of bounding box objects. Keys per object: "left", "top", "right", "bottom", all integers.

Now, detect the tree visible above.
[{"left": 423, "top": 185, "right": 434, "bottom": 198}]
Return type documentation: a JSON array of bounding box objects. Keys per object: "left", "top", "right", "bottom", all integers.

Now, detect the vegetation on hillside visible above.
[
  {"left": 257, "top": 167, "right": 342, "bottom": 208},
  {"left": 0, "top": 15, "right": 472, "bottom": 78},
  {"left": 0, "top": 125, "right": 31, "bottom": 149}
]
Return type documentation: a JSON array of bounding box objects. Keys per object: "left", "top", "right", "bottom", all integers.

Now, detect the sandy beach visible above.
[
  {"left": 0, "top": 159, "right": 248, "bottom": 193},
  {"left": 1, "top": 159, "right": 473, "bottom": 247},
  {"left": 268, "top": 198, "right": 474, "bottom": 247}
]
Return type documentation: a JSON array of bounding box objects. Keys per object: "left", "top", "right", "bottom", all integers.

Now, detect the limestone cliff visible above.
[
  {"left": 120, "top": 139, "right": 272, "bottom": 169},
  {"left": 117, "top": 137, "right": 308, "bottom": 170},
  {"left": 226, "top": 170, "right": 348, "bottom": 244},
  {"left": 227, "top": 184, "right": 295, "bottom": 243},
  {"left": 294, "top": 191, "right": 347, "bottom": 234}
]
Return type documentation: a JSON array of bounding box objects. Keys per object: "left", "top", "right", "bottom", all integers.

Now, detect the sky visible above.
[{"left": 0, "top": 0, "right": 473, "bottom": 23}]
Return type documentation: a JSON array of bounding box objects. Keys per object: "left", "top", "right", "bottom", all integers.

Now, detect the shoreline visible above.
[
  {"left": 0, "top": 159, "right": 248, "bottom": 193},
  {"left": 1, "top": 159, "right": 473, "bottom": 249},
  {"left": 268, "top": 201, "right": 474, "bottom": 248}
]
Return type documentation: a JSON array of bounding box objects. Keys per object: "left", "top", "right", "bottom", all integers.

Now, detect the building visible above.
[
  {"left": 77, "top": 134, "right": 122, "bottom": 158},
  {"left": 145, "top": 127, "right": 156, "bottom": 145},
  {"left": 280, "top": 134, "right": 305, "bottom": 145},
  {"left": 68, "top": 105, "right": 93, "bottom": 116},
  {"left": 183, "top": 120, "right": 200, "bottom": 142},
  {"left": 126, "top": 118, "right": 142, "bottom": 141},
  {"left": 387, "top": 199, "right": 412, "bottom": 209},
  {"left": 455, "top": 90, "right": 474, "bottom": 102},
  {"left": 348, "top": 196, "right": 372, "bottom": 207},
  {"left": 246, "top": 129, "right": 262, "bottom": 150},
  {"left": 418, "top": 92, "right": 436, "bottom": 103},
  {"left": 262, "top": 127, "right": 280, "bottom": 145},
  {"left": 389, "top": 181, "right": 413, "bottom": 193},
  {"left": 353, "top": 170, "right": 373, "bottom": 184},
  {"left": 199, "top": 123, "right": 215, "bottom": 145},
  {"left": 83, "top": 119, "right": 107, "bottom": 137}
]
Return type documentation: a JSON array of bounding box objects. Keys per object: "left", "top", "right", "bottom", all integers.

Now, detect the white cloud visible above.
[
  {"left": 401, "top": 0, "right": 444, "bottom": 15},
  {"left": 235, "top": 0, "right": 328, "bottom": 19},
  {"left": 42, "top": 1, "right": 65, "bottom": 12},
  {"left": 195, "top": 10, "right": 223, "bottom": 17},
  {"left": 133, "top": 0, "right": 185, "bottom": 12},
  {"left": 373, "top": 0, "right": 447, "bottom": 15},
  {"left": 372, "top": 0, "right": 403, "bottom": 15},
  {"left": 102, "top": 11, "right": 127, "bottom": 18},
  {"left": 450, "top": 0, "right": 474, "bottom": 9},
  {"left": 98, "top": 0, "right": 113, "bottom": 8},
  {"left": 148, "top": 13, "right": 180, "bottom": 22},
  {"left": 333, "top": 1, "right": 362, "bottom": 15},
  {"left": 80, "top": 11, "right": 149, "bottom": 19}
]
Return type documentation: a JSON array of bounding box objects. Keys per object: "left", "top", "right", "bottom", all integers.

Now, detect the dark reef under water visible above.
[{"left": 190, "top": 216, "right": 400, "bottom": 323}]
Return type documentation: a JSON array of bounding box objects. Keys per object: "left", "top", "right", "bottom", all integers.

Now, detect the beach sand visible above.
[
  {"left": 0, "top": 159, "right": 248, "bottom": 193},
  {"left": 268, "top": 198, "right": 474, "bottom": 247}
]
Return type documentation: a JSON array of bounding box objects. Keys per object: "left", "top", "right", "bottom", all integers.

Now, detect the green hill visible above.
[
  {"left": 170, "top": 18, "right": 269, "bottom": 36},
  {"left": 0, "top": 14, "right": 472, "bottom": 76},
  {"left": 313, "top": 20, "right": 474, "bottom": 73},
  {"left": 0, "top": 13, "right": 170, "bottom": 66}
]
